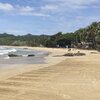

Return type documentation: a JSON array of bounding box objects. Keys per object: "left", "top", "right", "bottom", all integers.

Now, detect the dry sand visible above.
[{"left": 0, "top": 47, "right": 100, "bottom": 100}]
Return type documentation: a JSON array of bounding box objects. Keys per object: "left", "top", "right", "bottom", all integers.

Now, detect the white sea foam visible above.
[
  {"left": 0, "top": 47, "right": 48, "bottom": 64},
  {"left": 0, "top": 47, "right": 17, "bottom": 55},
  {"left": 22, "top": 55, "right": 28, "bottom": 57},
  {"left": 4, "top": 56, "right": 10, "bottom": 59}
]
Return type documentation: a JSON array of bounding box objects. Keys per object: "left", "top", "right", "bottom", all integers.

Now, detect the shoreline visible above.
[
  {"left": 0, "top": 46, "right": 100, "bottom": 100},
  {"left": 0, "top": 46, "right": 67, "bottom": 81}
]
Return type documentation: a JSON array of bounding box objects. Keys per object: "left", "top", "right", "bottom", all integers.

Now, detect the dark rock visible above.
[
  {"left": 28, "top": 54, "right": 35, "bottom": 57},
  {"left": 8, "top": 54, "right": 22, "bottom": 57}
]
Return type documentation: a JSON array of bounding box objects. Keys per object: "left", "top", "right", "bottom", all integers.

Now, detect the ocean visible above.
[{"left": 0, "top": 46, "right": 48, "bottom": 65}]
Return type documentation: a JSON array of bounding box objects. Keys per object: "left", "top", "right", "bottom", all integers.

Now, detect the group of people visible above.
[{"left": 66, "top": 45, "right": 77, "bottom": 52}]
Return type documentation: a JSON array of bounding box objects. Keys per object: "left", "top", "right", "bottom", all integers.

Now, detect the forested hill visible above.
[
  {"left": 75, "top": 22, "right": 100, "bottom": 49},
  {"left": 0, "top": 33, "right": 50, "bottom": 46},
  {"left": 0, "top": 22, "right": 100, "bottom": 49}
]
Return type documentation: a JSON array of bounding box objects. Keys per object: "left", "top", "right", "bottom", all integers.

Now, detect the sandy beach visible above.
[{"left": 0, "top": 47, "right": 100, "bottom": 100}]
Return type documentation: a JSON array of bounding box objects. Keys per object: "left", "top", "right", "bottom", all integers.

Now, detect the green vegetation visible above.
[
  {"left": 0, "top": 22, "right": 100, "bottom": 50},
  {"left": 0, "top": 33, "right": 49, "bottom": 47},
  {"left": 75, "top": 22, "right": 100, "bottom": 49}
]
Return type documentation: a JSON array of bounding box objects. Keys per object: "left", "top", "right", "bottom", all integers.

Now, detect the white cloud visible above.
[
  {"left": 19, "top": 12, "right": 49, "bottom": 16},
  {"left": 0, "top": 2, "right": 49, "bottom": 17},
  {"left": 16, "top": 6, "right": 34, "bottom": 15},
  {"left": 17, "top": 6, "right": 49, "bottom": 16},
  {"left": 30, "top": 13, "right": 50, "bottom": 17},
  {"left": 18, "top": 6, "right": 34, "bottom": 12},
  {"left": 66, "top": 0, "right": 98, "bottom": 5},
  {"left": 44, "top": 0, "right": 98, "bottom": 5},
  {"left": 41, "top": 0, "right": 99, "bottom": 11},
  {"left": 0, "top": 0, "right": 99, "bottom": 16},
  {"left": 41, "top": 5, "right": 58, "bottom": 10},
  {"left": 76, "top": 15, "right": 100, "bottom": 22},
  {"left": 68, "top": 15, "right": 100, "bottom": 31},
  {"left": 0, "top": 2, "right": 14, "bottom": 11}
]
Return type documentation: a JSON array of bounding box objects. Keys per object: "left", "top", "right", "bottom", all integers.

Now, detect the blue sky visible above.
[{"left": 0, "top": 0, "right": 100, "bottom": 35}]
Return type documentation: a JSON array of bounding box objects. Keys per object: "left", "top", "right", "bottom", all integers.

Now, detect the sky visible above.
[{"left": 0, "top": 0, "right": 100, "bottom": 35}]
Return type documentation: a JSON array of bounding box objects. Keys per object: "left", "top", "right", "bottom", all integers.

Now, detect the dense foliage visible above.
[
  {"left": 0, "top": 33, "right": 49, "bottom": 46},
  {"left": 75, "top": 22, "right": 100, "bottom": 49},
  {"left": 0, "top": 22, "right": 100, "bottom": 49}
]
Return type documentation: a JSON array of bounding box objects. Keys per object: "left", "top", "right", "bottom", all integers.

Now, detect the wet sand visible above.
[{"left": 0, "top": 47, "right": 100, "bottom": 100}]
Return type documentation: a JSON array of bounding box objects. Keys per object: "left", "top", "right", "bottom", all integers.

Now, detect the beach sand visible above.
[{"left": 0, "top": 47, "right": 100, "bottom": 100}]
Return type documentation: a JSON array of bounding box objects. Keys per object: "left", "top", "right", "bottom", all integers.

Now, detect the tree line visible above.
[{"left": 0, "top": 21, "right": 100, "bottom": 50}]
